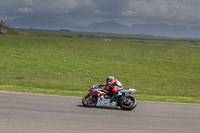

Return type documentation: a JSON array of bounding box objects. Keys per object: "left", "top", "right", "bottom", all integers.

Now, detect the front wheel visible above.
[
  {"left": 119, "top": 96, "right": 137, "bottom": 110},
  {"left": 82, "top": 94, "right": 97, "bottom": 107}
]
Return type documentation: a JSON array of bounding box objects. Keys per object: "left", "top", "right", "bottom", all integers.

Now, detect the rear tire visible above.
[
  {"left": 119, "top": 96, "right": 137, "bottom": 110},
  {"left": 82, "top": 94, "right": 97, "bottom": 107}
]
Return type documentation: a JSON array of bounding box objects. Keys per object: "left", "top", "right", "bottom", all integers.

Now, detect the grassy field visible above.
[{"left": 0, "top": 34, "right": 199, "bottom": 103}]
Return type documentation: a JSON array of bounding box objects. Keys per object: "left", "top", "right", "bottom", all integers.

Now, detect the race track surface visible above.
[{"left": 0, "top": 91, "right": 200, "bottom": 133}]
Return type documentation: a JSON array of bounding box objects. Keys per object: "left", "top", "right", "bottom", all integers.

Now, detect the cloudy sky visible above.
[{"left": 1, "top": 0, "right": 200, "bottom": 27}]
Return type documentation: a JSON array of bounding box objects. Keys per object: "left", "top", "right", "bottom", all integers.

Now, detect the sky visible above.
[{"left": 1, "top": 0, "right": 200, "bottom": 27}]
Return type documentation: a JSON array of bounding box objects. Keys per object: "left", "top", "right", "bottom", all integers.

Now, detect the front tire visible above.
[
  {"left": 119, "top": 96, "right": 137, "bottom": 110},
  {"left": 82, "top": 94, "right": 97, "bottom": 107}
]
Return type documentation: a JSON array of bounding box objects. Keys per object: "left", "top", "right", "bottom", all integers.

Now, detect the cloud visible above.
[
  {"left": 17, "top": 7, "right": 35, "bottom": 13},
  {"left": 1, "top": 0, "right": 200, "bottom": 26},
  {"left": 121, "top": 10, "right": 135, "bottom": 17},
  {"left": 123, "top": 0, "right": 200, "bottom": 21}
]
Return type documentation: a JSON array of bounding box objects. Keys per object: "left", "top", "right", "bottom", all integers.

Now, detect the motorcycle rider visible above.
[{"left": 99, "top": 76, "right": 123, "bottom": 97}]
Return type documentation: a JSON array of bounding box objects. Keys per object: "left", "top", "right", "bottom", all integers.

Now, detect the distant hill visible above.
[
  {"left": 86, "top": 21, "right": 131, "bottom": 34},
  {"left": 86, "top": 22, "right": 200, "bottom": 38},
  {"left": 130, "top": 23, "right": 194, "bottom": 38},
  {"left": 5, "top": 15, "right": 83, "bottom": 31},
  {"left": 5, "top": 15, "right": 200, "bottom": 38}
]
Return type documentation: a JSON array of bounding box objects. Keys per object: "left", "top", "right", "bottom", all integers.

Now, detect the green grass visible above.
[{"left": 0, "top": 34, "right": 199, "bottom": 103}]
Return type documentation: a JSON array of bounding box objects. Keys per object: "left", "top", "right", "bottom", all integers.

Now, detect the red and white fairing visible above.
[{"left": 82, "top": 84, "right": 137, "bottom": 110}]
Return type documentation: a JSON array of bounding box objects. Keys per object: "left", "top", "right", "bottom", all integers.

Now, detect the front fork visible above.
[
  {"left": 88, "top": 93, "right": 96, "bottom": 102},
  {"left": 88, "top": 93, "right": 94, "bottom": 98}
]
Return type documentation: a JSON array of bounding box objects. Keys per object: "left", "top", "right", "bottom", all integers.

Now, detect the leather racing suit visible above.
[{"left": 100, "top": 79, "right": 123, "bottom": 95}]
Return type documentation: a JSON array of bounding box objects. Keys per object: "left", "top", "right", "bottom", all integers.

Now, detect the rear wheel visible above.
[
  {"left": 119, "top": 96, "right": 137, "bottom": 110},
  {"left": 82, "top": 94, "right": 97, "bottom": 107}
]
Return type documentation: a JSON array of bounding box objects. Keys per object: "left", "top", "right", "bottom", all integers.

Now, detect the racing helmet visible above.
[{"left": 106, "top": 76, "right": 114, "bottom": 82}]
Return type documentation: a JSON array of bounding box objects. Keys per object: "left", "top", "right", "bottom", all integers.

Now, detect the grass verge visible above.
[{"left": 0, "top": 34, "right": 199, "bottom": 103}]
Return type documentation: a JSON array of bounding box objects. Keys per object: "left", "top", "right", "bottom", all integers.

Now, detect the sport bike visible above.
[{"left": 82, "top": 84, "right": 137, "bottom": 110}]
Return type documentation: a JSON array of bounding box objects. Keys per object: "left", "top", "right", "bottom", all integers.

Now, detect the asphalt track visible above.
[{"left": 0, "top": 91, "right": 200, "bottom": 133}]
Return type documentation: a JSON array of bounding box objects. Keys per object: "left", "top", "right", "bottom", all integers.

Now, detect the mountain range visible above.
[{"left": 5, "top": 15, "right": 200, "bottom": 38}]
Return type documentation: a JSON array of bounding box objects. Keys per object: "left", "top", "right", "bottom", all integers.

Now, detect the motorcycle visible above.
[{"left": 82, "top": 84, "right": 137, "bottom": 110}]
